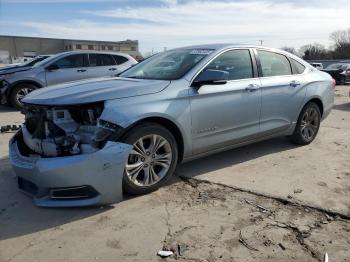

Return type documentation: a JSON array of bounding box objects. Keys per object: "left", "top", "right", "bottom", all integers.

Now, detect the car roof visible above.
[
  {"left": 176, "top": 43, "right": 267, "bottom": 50},
  {"left": 56, "top": 50, "right": 131, "bottom": 57}
]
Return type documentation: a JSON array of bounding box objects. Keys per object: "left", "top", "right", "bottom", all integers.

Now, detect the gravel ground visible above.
[{"left": 0, "top": 86, "right": 349, "bottom": 262}]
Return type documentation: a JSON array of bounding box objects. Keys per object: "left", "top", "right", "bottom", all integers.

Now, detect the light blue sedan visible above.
[{"left": 9, "top": 44, "right": 334, "bottom": 207}]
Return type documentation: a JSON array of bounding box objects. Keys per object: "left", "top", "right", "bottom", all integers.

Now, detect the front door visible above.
[
  {"left": 45, "top": 54, "right": 89, "bottom": 86},
  {"left": 190, "top": 49, "right": 261, "bottom": 155}
]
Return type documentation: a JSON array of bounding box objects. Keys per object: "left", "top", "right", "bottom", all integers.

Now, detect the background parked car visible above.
[
  {"left": 0, "top": 51, "right": 137, "bottom": 109},
  {"left": 310, "top": 62, "right": 323, "bottom": 70},
  {"left": 0, "top": 55, "right": 51, "bottom": 76},
  {"left": 321, "top": 63, "right": 350, "bottom": 85}
]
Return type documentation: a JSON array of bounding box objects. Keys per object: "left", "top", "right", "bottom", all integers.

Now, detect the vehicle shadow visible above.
[
  {"left": 333, "top": 102, "right": 350, "bottom": 112},
  {"left": 0, "top": 137, "right": 297, "bottom": 241},
  {"left": 175, "top": 137, "right": 298, "bottom": 179},
  {"left": 0, "top": 105, "right": 17, "bottom": 113}
]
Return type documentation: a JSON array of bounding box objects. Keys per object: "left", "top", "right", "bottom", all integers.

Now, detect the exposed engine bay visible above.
[{"left": 21, "top": 102, "right": 123, "bottom": 157}]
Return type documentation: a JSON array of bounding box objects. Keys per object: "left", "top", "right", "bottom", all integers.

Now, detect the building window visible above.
[
  {"left": 88, "top": 45, "right": 94, "bottom": 50},
  {"left": 114, "top": 46, "right": 120, "bottom": 51},
  {"left": 76, "top": 44, "right": 82, "bottom": 49},
  {"left": 101, "top": 45, "right": 106, "bottom": 50},
  {"left": 131, "top": 47, "right": 136, "bottom": 51},
  {"left": 108, "top": 46, "right": 113, "bottom": 51}
]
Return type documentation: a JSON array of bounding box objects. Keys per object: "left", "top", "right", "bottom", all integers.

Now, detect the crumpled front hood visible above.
[
  {"left": 22, "top": 77, "right": 171, "bottom": 106},
  {"left": 0, "top": 66, "right": 31, "bottom": 76}
]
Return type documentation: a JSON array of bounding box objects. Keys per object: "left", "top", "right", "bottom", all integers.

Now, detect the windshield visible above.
[
  {"left": 120, "top": 48, "right": 214, "bottom": 80},
  {"left": 24, "top": 56, "right": 50, "bottom": 67},
  {"left": 326, "top": 63, "right": 348, "bottom": 70},
  {"left": 33, "top": 53, "right": 62, "bottom": 68}
]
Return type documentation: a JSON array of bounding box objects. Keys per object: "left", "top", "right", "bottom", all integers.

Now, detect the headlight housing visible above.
[
  {"left": 0, "top": 79, "right": 9, "bottom": 90},
  {"left": 94, "top": 119, "right": 124, "bottom": 142}
]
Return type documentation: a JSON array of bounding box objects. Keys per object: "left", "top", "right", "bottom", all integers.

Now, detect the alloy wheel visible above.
[
  {"left": 16, "top": 87, "right": 33, "bottom": 104},
  {"left": 300, "top": 107, "right": 319, "bottom": 142},
  {"left": 125, "top": 134, "right": 172, "bottom": 187}
]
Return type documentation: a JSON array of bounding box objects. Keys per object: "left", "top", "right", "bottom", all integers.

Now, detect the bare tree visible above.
[
  {"left": 299, "top": 43, "right": 330, "bottom": 60},
  {"left": 330, "top": 28, "right": 350, "bottom": 59}
]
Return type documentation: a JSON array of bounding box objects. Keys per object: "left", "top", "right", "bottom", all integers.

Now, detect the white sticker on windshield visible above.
[{"left": 189, "top": 49, "right": 214, "bottom": 55}]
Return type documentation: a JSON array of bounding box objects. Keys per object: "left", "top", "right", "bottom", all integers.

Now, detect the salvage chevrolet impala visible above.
[{"left": 9, "top": 44, "right": 334, "bottom": 207}]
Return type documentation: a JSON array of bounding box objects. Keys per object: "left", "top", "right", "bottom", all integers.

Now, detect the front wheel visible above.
[
  {"left": 10, "top": 83, "right": 37, "bottom": 110},
  {"left": 289, "top": 102, "right": 321, "bottom": 145},
  {"left": 120, "top": 122, "right": 178, "bottom": 195}
]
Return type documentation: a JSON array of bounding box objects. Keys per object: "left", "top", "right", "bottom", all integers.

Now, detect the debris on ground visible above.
[
  {"left": 244, "top": 199, "right": 270, "bottom": 213},
  {"left": 238, "top": 230, "right": 259, "bottom": 251},
  {"left": 278, "top": 243, "right": 286, "bottom": 250},
  {"left": 0, "top": 124, "right": 21, "bottom": 133},
  {"left": 177, "top": 244, "right": 189, "bottom": 256},
  {"left": 294, "top": 189, "right": 303, "bottom": 194},
  {"left": 157, "top": 250, "right": 173, "bottom": 258}
]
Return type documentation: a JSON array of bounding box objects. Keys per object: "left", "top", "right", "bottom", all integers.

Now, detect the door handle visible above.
[
  {"left": 245, "top": 84, "right": 260, "bottom": 92},
  {"left": 290, "top": 80, "right": 301, "bottom": 87},
  {"left": 109, "top": 68, "right": 117, "bottom": 71},
  {"left": 77, "top": 69, "right": 87, "bottom": 72}
]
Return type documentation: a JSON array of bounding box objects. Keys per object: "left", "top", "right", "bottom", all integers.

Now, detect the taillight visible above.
[{"left": 332, "top": 79, "right": 336, "bottom": 89}]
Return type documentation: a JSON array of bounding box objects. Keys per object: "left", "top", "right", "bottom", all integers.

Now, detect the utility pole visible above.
[{"left": 259, "top": 40, "right": 264, "bottom": 46}]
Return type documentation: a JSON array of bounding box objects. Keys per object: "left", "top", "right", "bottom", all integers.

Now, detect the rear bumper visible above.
[{"left": 9, "top": 131, "right": 132, "bottom": 207}]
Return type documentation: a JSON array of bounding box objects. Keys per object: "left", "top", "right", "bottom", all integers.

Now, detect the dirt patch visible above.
[{"left": 158, "top": 178, "right": 350, "bottom": 262}]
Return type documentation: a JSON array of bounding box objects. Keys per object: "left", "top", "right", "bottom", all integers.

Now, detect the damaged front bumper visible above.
[{"left": 9, "top": 131, "right": 132, "bottom": 207}]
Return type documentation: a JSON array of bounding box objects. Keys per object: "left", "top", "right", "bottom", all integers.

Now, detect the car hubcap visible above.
[
  {"left": 16, "top": 88, "right": 33, "bottom": 104},
  {"left": 125, "top": 134, "right": 172, "bottom": 187},
  {"left": 300, "top": 107, "right": 319, "bottom": 142}
]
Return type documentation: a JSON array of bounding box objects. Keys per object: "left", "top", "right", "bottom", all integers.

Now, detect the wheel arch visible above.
[
  {"left": 304, "top": 97, "right": 324, "bottom": 117},
  {"left": 124, "top": 116, "right": 185, "bottom": 163},
  {"left": 8, "top": 80, "right": 43, "bottom": 96}
]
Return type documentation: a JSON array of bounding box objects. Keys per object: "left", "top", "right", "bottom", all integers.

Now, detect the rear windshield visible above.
[{"left": 326, "top": 63, "right": 348, "bottom": 70}]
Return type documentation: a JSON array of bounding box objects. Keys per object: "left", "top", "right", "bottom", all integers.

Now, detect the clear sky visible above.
[{"left": 0, "top": 0, "right": 349, "bottom": 55}]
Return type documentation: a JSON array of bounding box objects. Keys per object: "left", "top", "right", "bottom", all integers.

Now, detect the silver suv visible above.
[
  {"left": 0, "top": 51, "right": 137, "bottom": 108},
  {"left": 9, "top": 44, "right": 334, "bottom": 207}
]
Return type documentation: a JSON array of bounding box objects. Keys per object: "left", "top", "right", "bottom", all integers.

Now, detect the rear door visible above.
[
  {"left": 256, "top": 49, "right": 307, "bottom": 137},
  {"left": 88, "top": 53, "right": 118, "bottom": 78},
  {"left": 45, "top": 54, "right": 89, "bottom": 86}
]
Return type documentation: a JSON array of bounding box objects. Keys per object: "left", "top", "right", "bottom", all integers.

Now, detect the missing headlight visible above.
[{"left": 94, "top": 119, "right": 124, "bottom": 142}]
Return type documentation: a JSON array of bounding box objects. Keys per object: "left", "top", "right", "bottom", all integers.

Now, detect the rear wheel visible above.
[
  {"left": 120, "top": 122, "right": 178, "bottom": 195},
  {"left": 10, "top": 83, "right": 37, "bottom": 110},
  {"left": 290, "top": 102, "right": 321, "bottom": 145}
]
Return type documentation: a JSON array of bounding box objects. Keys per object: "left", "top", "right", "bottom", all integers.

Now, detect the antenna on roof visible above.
[{"left": 259, "top": 40, "right": 264, "bottom": 46}]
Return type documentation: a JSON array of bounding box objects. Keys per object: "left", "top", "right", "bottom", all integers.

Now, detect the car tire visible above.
[
  {"left": 120, "top": 122, "right": 178, "bottom": 195},
  {"left": 9, "top": 83, "right": 37, "bottom": 110},
  {"left": 289, "top": 102, "right": 321, "bottom": 145}
]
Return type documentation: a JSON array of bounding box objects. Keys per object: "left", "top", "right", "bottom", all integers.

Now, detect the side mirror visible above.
[
  {"left": 192, "top": 69, "right": 229, "bottom": 88},
  {"left": 46, "top": 64, "right": 59, "bottom": 71}
]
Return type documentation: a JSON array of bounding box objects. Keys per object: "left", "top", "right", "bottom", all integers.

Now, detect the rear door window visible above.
[
  {"left": 113, "top": 55, "right": 129, "bottom": 65},
  {"left": 89, "top": 54, "right": 116, "bottom": 67},
  {"left": 258, "top": 50, "right": 292, "bottom": 77},
  {"left": 290, "top": 58, "right": 306, "bottom": 74}
]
